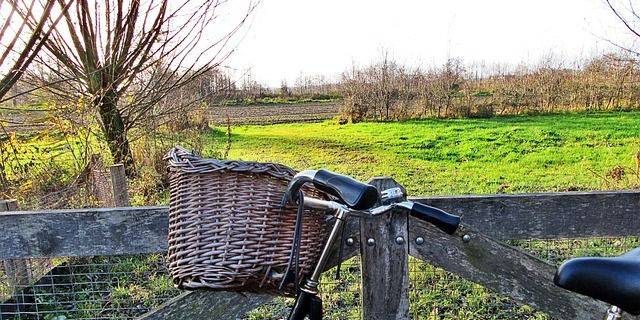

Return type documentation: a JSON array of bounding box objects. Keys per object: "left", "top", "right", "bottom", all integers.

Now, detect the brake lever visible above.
[{"left": 380, "top": 187, "right": 405, "bottom": 205}]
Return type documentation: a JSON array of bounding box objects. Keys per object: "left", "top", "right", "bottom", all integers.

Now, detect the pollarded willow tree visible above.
[
  {"left": 15, "top": 0, "right": 255, "bottom": 176},
  {"left": 0, "top": 0, "right": 71, "bottom": 102}
]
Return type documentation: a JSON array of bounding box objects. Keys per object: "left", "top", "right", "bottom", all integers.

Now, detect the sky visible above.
[{"left": 223, "top": 0, "right": 629, "bottom": 87}]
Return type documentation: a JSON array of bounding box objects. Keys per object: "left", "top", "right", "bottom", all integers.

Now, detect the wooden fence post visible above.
[
  {"left": 87, "top": 156, "right": 114, "bottom": 206},
  {"left": 110, "top": 164, "right": 130, "bottom": 207},
  {"left": 0, "top": 200, "right": 31, "bottom": 291},
  {"left": 0, "top": 199, "right": 18, "bottom": 211},
  {"left": 360, "top": 177, "right": 409, "bottom": 320}
]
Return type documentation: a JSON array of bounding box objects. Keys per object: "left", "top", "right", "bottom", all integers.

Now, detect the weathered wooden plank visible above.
[
  {"left": 109, "top": 164, "right": 130, "bottom": 207},
  {"left": 0, "top": 205, "right": 362, "bottom": 263},
  {"left": 408, "top": 219, "right": 609, "bottom": 320},
  {"left": 1, "top": 200, "right": 31, "bottom": 294},
  {"left": 3, "top": 190, "right": 639, "bottom": 260},
  {"left": 413, "top": 190, "right": 640, "bottom": 240},
  {"left": 0, "top": 206, "right": 169, "bottom": 259},
  {"left": 360, "top": 178, "right": 409, "bottom": 320},
  {"left": 138, "top": 290, "right": 274, "bottom": 320},
  {"left": 325, "top": 217, "right": 360, "bottom": 270}
]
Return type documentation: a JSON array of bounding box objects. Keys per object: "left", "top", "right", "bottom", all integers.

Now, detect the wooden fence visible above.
[{"left": 1, "top": 176, "right": 640, "bottom": 319}]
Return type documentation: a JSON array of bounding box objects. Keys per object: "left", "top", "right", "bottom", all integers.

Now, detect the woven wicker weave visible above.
[{"left": 166, "top": 146, "right": 328, "bottom": 295}]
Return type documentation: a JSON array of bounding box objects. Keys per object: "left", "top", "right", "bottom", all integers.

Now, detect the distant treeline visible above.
[
  {"left": 171, "top": 70, "right": 342, "bottom": 106},
  {"left": 339, "top": 53, "right": 640, "bottom": 122},
  {"left": 177, "top": 53, "right": 640, "bottom": 122},
  {"left": 85, "top": 52, "right": 639, "bottom": 122}
]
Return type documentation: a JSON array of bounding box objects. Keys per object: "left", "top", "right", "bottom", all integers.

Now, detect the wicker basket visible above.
[{"left": 165, "top": 147, "right": 328, "bottom": 295}]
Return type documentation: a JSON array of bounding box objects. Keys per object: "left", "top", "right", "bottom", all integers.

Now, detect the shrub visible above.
[{"left": 338, "top": 53, "right": 640, "bottom": 122}]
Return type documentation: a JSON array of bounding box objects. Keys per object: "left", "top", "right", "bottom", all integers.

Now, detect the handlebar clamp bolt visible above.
[
  {"left": 367, "top": 238, "right": 376, "bottom": 247},
  {"left": 395, "top": 236, "right": 405, "bottom": 245},
  {"left": 346, "top": 237, "right": 355, "bottom": 246},
  {"left": 462, "top": 234, "right": 471, "bottom": 243},
  {"left": 415, "top": 237, "right": 425, "bottom": 245}
]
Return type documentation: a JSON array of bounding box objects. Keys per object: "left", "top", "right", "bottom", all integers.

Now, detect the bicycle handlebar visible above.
[
  {"left": 301, "top": 197, "right": 460, "bottom": 235},
  {"left": 284, "top": 169, "right": 380, "bottom": 210},
  {"left": 286, "top": 169, "right": 461, "bottom": 234}
]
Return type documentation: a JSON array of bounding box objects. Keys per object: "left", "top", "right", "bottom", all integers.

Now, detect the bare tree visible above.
[
  {"left": 604, "top": 0, "right": 640, "bottom": 55},
  {"left": 16, "top": 0, "right": 255, "bottom": 176},
  {"left": 0, "top": 0, "right": 71, "bottom": 102}
]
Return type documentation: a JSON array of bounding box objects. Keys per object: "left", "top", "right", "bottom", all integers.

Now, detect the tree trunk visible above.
[{"left": 95, "top": 90, "right": 136, "bottom": 177}]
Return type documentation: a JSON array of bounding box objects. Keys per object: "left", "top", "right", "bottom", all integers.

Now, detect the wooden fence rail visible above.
[
  {"left": 2, "top": 190, "right": 639, "bottom": 260},
  {"left": 0, "top": 200, "right": 31, "bottom": 290},
  {"left": 1, "top": 189, "right": 639, "bottom": 319},
  {"left": 414, "top": 190, "right": 640, "bottom": 240}
]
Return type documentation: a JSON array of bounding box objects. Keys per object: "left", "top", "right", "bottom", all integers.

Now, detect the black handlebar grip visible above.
[
  {"left": 312, "top": 169, "right": 380, "bottom": 210},
  {"left": 410, "top": 202, "right": 460, "bottom": 234}
]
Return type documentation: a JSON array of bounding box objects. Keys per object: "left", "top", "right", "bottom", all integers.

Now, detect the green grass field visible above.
[
  {"left": 4, "top": 111, "right": 640, "bottom": 319},
  {"left": 208, "top": 111, "right": 640, "bottom": 196},
  {"left": 219, "top": 111, "right": 640, "bottom": 319}
]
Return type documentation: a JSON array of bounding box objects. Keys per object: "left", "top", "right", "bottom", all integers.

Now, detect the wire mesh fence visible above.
[
  {"left": 1, "top": 236, "right": 639, "bottom": 319},
  {"left": 0, "top": 255, "right": 179, "bottom": 320}
]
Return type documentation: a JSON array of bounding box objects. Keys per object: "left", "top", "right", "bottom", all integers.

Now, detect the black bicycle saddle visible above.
[{"left": 554, "top": 247, "right": 640, "bottom": 315}]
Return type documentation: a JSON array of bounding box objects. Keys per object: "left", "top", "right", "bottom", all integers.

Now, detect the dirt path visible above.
[
  {"left": 2, "top": 102, "right": 341, "bottom": 135},
  {"left": 209, "top": 102, "right": 340, "bottom": 125}
]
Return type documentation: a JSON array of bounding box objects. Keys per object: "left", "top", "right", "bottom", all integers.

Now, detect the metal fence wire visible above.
[
  {"left": 0, "top": 255, "right": 178, "bottom": 320},
  {"left": 1, "top": 236, "right": 639, "bottom": 320}
]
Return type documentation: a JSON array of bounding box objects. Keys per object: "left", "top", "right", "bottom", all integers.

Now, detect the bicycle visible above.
[
  {"left": 555, "top": 249, "right": 640, "bottom": 319},
  {"left": 281, "top": 169, "right": 640, "bottom": 320}
]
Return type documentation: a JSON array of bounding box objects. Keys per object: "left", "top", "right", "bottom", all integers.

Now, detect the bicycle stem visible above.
[
  {"left": 288, "top": 193, "right": 459, "bottom": 320},
  {"left": 301, "top": 206, "right": 349, "bottom": 293},
  {"left": 285, "top": 170, "right": 460, "bottom": 320},
  {"left": 294, "top": 195, "right": 416, "bottom": 292},
  {"left": 287, "top": 205, "right": 348, "bottom": 320},
  {"left": 298, "top": 196, "right": 399, "bottom": 292}
]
